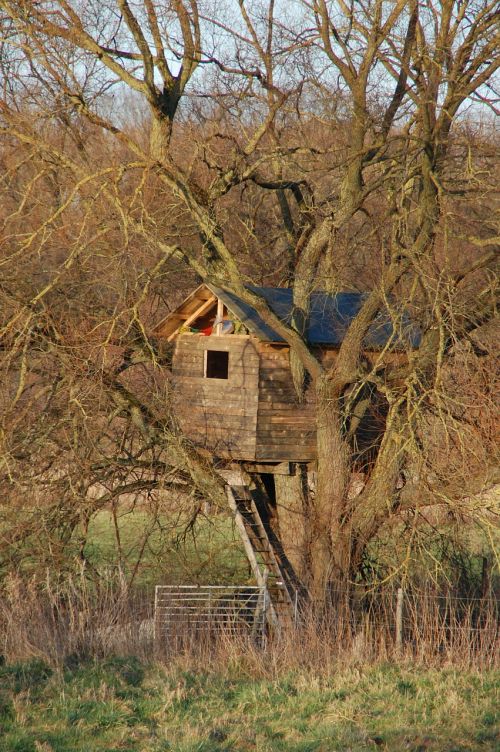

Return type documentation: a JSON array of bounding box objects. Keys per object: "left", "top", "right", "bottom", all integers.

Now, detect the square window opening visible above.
[{"left": 205, "top": 350, "right": 229, "bottom": 379}]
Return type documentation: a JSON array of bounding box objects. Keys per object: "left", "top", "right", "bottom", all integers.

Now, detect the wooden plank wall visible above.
[
  {"left": 255, "top": 344, "right": 317, "bottom": 462},
  {"left": 173, "top": 335, "right": 404, "bottom": 464},
  {"left": 254, "top": 345, "right": 404, "bottom": 462},
  {"left": 172, "top": 334, "right": 259, "bottom": 460}
]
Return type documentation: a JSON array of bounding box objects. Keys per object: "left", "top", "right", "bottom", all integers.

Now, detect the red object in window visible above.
[{"left": 201, "top": 326, "right": 213, "bottom": 336}]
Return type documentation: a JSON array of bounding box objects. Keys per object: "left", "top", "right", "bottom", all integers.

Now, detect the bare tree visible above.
[{"left": 0, "top": 0, "right": 498, "bottom": 596}]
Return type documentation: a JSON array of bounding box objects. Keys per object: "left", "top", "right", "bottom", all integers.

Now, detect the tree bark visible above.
[
  {"left": 311, "top": 374, "right": 352, "bottom": 598},
  {"left": 150, "top": 111, "right": 173, "bottom": 163},
  {"left": 274, "top": 464, "right": 313, "bottom": 586}
]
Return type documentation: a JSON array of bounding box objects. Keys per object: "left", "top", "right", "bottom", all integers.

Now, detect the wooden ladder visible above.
[{"left": 227, "top": 485, "right": 296, "bottom": 626}]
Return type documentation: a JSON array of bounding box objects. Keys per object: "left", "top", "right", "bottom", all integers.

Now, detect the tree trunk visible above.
[
  {"left": 274, "top": 464, "right": 314, "bottom": 587},
  {"left": 311, "top": 374, "right": 353, "bottom": 599},
  {"left": 150, "top": 112, "right": 173, "bottom": 163}
]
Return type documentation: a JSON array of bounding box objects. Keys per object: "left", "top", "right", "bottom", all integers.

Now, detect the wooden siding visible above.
[
  {"left": 172, "top": 335, "right": 405, "bottom": 464},
  {"left": 253, "top": 345, "right": 404, "bottom": 462},
  {"left": 255, "top": 344, "right": 317, "bottom": 462},
  {"left": 172, "top": 334, "right": 260, "bottom": 460}
]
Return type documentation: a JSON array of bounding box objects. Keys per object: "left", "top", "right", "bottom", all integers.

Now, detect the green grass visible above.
[
  {"left": 84, "top": 510, "right": 250, "bottom": 587},
  {"left": 0, "top": 504, "right": 253, "bottom": 586},
  {"left": 0, "top": 658, "right": 498, "bottom": 751}
]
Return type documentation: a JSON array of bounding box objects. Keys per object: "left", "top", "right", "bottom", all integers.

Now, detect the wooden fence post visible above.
[
  {"left": 395, "top": 587, "right": 404, "bottom": 652},
  {"left": 252, "top": 568, "right": 269, "bottom": 646}
]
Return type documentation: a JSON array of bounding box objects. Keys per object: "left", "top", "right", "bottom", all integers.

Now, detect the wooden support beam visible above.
[
  {"left": 242, "top": 462, "right": 293, "bottom": 476},
  {"left": 167, "top": 295, "right": 216, "bottom": 342},
  {"left": 215, "top": 297, "right": 224, "bottom": 335}
]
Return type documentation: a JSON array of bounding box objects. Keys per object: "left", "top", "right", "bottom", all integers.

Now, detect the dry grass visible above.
[{"left": 0, "top": 574, "right": 497, "bottom": 672}]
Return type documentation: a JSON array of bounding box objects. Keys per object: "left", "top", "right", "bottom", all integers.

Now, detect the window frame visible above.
[{"left": 204, "top": 349, "right": 230, "bottom": 379}]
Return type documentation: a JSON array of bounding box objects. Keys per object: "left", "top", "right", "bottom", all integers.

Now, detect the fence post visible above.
[
  {"left": 261, "top": 569, "right": 269, "bottom": 648},
  {"left": 153, "top": 585, "right": 158, "bottom": 645},
  {"left": 261, "top": 584, "right": 268, "bottom": 649},
  {"left": 395, "top": 587, "right": 404, "bottom": 652},
  {"left": 251, "top": 569, "right": 269, "bottom": 646}
]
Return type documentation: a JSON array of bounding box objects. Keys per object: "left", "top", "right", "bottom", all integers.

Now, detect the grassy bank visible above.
[{"left": 1, "top": 657, "right": 498, "bottom": 752}]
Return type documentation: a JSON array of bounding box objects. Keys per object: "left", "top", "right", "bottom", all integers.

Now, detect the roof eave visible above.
[{"left": 207, "top": 284, "right": 281, "bottom": 341}]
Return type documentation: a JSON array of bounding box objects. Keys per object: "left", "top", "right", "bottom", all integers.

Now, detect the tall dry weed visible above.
[
  {"left": 0, "top": 575, "right": 497, "bottom": 672},
  {"left": 0, "top": 571, "right": 152, "bottom": 665}
]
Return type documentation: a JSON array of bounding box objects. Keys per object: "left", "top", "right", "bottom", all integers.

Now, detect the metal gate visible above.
[{"left": 154, "top": 584, "right": 269, "bottom": 641}]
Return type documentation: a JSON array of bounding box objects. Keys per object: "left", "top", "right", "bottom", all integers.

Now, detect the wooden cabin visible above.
[{"left": 153, "top": 284, "right": 418, "bottom": 465}]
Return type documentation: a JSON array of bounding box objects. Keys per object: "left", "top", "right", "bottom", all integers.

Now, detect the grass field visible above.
[
  {"left": 82, "top": 507, "right": 499, "bottom": 594},
  {"left": 84, "top": 510, "right": 249, "bottom": 586},
  {"left": 0, "top": 657, "right": 498, "bottom": 752},
  {"left": 2, "top": 507, "right": 498, "bottom": 751}
]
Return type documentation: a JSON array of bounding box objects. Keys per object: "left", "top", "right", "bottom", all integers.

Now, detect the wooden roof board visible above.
[{"left": 153, "top": 285, "right": 217, "bottom": 340}]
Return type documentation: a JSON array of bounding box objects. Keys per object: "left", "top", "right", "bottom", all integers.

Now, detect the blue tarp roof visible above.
[{"left": 210, "top": 285, "right": 420, "bottom": 349}]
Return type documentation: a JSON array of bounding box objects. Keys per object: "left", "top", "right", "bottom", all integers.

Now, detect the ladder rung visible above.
[{"left": 229, "top": 484, "right": 294, "bottom": 613}]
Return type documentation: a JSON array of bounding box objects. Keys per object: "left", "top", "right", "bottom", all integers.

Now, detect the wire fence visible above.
[
  {"left": 1, "top": 573, "right": 497, "bottom": 666},
  {"left": 152, "top": 581, "right": 499, "bottom": 663}
]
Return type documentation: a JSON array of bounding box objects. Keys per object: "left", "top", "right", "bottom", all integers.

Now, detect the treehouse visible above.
[
  {"left": 153, "top": 283, "right": 419, "bottom": 469},
  {"left": 153, "top": 284, "right": 420, "bottom": 616}
]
